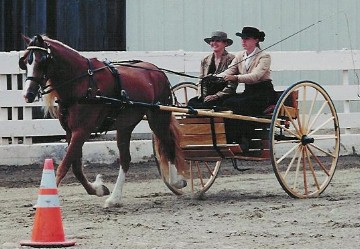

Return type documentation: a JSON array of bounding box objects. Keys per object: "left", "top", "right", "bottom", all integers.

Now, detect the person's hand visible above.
[
  {"left": 223, "top": 75, "right": 238, "bottom": 82},
  {"left": 204, "top": 94, "right": 219, "bottom": 102},
  {"left": 202, "top": 74, "right": 218, "bottom": 81}
]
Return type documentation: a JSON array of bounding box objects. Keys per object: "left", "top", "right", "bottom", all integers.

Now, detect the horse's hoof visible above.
[
  {"left": 102, "top": 185, "right": 110, "bottom": 196},
  {"left": 171, "top": 180, "right": 187, "bottom": 189},
  {"left": 91, "top": 174, "right": 110, "bottom": 196},
  {"left": 104, "top": 198, "right": 122, "bottom": 208}
]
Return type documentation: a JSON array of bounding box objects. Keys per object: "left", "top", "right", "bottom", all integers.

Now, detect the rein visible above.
[
  {"left": 41, "top": 63, "right": 109, "bottom": 95},
  {"left": 111, "top": 60, "right": 199, "bottom": 79}
]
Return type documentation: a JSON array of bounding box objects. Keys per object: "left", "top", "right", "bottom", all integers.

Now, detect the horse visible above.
[{"left": 19, "top": 34, "right": 188, "bottom": 207}]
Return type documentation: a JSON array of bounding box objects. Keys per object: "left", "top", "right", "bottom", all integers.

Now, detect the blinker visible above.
[{"left": 28, "top": 51, "right": 34, "bottom": 65}]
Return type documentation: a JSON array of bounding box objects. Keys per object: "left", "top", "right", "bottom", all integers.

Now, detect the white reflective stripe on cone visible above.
[
  {"left": 40, "top": 169, "right": 57, "bottom": 189},
  {"left": 36, "top": 195, "right": 61, "bottom": 208}
]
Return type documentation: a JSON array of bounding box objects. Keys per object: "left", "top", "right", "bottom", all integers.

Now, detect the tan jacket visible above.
[
  {"left": 199, "top": 51, "right": 235, "bottom": 97},
  {"left": 218, "top": 48, "right": 271, "bottom": 84}
]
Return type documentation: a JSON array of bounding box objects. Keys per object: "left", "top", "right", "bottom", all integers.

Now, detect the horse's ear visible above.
[
  {"left": 36, "top": 34, "right": 44, "bottom": 44},
  {"left": 22, "top": 34, "right": 31, "bottom": 45}
]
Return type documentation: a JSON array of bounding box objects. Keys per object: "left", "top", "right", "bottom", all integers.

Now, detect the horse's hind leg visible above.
[{"left": 149, "top": 111, "right": 187, "bottom": 188}]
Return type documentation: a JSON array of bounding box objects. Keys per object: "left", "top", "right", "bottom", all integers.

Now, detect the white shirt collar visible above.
[{"left": 244, "top": 47, "right": 259, "bottom": 70}]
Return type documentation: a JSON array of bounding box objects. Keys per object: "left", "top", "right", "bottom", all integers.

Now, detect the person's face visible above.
[
  {"left": 241, "top": 37, "right": 258, "bottom": 52},
  {"left": 210, "top": 39, "right": 227, "bottom": 52}
]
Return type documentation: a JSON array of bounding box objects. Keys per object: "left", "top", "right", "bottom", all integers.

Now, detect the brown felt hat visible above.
[{"left": 204, "top": 31, "right": 233, "bottom": 47}]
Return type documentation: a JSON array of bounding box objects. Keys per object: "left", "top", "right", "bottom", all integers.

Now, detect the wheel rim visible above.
[
  {"left": 161, "top": 159, "right": 221, "bottom": 197},
  {"left": 171, "top": 82, "right": 197, "bottom": 106},
  {"left": 270, "top": 81, "right": 340, "bottom": 198}
]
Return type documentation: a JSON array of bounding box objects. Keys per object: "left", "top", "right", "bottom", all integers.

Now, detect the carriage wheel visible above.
[
  {"left": 162, "top": 159, "right": 221, "bottom": 197},
  {"left": 152, "top": 136, "right": 221, "bottom": 196},
  {"left": 270, "top": 81, "right": 340, "bottom": 198},
  {"left": 171, "top": 82, "right": 198, "bottom": 106}
]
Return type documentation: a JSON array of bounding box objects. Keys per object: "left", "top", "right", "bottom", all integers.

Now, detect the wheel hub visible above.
[{"left": 301, "top": 135, "right": 314, "bottom": 145}]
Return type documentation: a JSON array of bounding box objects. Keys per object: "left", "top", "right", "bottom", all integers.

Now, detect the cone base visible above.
[{"left": 20, "top": 239, "right": 76, "bottom": 248}]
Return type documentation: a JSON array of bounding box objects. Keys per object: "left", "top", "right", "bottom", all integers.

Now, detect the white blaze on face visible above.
[{"left": 22, "top": 59, "right": 35, "bottom": 98}]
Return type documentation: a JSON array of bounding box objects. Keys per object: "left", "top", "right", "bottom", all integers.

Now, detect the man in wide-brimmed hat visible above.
[{"left": 188, "top": 31, "right": 236, "bottom": 108}]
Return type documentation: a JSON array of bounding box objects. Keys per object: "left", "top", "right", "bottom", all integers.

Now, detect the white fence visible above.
[{"left": 1, "top": 50, "right": 360, "bottom": 165}]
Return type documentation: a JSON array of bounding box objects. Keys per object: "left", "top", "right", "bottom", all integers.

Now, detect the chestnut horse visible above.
[{"left": 20, "top": 35, "right": 187, "bottom": 207}]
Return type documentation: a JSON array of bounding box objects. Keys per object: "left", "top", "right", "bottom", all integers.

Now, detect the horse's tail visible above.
[{"left": 154, "top": 115, "right": 188, "bottom": 178}]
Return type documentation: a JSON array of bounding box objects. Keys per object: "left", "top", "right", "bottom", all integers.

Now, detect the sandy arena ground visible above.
[{"left": 0, "top": 155, "right": 359, "bottom": 249}]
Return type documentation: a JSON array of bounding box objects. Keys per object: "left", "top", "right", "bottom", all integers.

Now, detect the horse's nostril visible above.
[{"left": 25, "top": 92, "right": 36, "bottom": 103}]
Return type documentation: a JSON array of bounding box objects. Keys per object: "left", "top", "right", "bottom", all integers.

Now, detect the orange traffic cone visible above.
[{"left": 20, "top": 159, "right": 76, "bottom": 247}]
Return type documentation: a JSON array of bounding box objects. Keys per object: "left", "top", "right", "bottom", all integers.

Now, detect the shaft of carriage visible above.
[{"left": 93, "top": 95, "right": 272, "bottom": 124}]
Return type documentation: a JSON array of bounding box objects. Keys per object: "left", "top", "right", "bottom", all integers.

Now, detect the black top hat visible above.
[
  {"left": 236, "top": 27, "right": 265, "bottom": 42},
  {"left": 204, "top": 31, "right": 233, "bottom": 47}
]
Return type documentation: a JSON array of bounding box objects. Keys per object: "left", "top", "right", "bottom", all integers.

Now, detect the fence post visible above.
[{"left": 342, "top": 69, "right": 351, "bottom": 135}]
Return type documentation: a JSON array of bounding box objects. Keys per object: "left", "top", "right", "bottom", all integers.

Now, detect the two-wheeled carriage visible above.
[
  {"left": 20, "top": 35, "right": 340, "bottom": 207},
  {"left": 157, "top": 80, "right": 340, "bottom": 198}
]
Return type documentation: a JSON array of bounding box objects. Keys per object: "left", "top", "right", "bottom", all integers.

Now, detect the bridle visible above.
[
  {"left": 20, "top": 45, "right": 52, "bottom": 96},
  {"left": 20, "top": 43, "right": 109, "bottom": 98}
]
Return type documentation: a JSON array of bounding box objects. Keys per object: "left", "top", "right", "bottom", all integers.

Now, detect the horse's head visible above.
[{"left": 20, "top": 34, "right": 52, "bottom": 103}]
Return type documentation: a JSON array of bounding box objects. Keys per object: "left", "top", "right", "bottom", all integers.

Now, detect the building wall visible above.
[
  {"left": 126, "top": 0, "right": 360, "bottom": 52},
  {"left": 0, "top": 0, "right": 126, "bottom": 51}
]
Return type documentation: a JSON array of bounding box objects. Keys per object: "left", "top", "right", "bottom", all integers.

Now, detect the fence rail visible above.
[{"left": 1, "top": 50, "right": 360, "bottom": 149}]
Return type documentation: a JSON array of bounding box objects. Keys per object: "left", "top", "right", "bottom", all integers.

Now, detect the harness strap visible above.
[
  {"left": 42, "top": 64, "right": 108, "bottom": 95},
  {"left": 209, "top": 117, "right": 225, "bottom": 158},
  {"left": 86, "top": 58, "right": 99, "bottom": 96},
  {"left": 103, "top": 59, "right": 122, "bottom": 95}
]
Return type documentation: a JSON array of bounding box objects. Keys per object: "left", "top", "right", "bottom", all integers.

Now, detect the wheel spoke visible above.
[
  {"left": 307, "top": 146, "right": 331, "bottom": 176},
  {"left": 190, "top": 161, "right": 194, "bottom": 192},
  {"left": 204, "top": 161, "right": 214, "bottom": 176},
  {"left": 299, "top": 85, "right": 307, "bottom": 134},
  {"left": 311, "top": 134, "right": 338, "bottom": 140},
  {"left": 284, "top": 147, "right": 300, "bottom": 179},
  {"left": 305, "top": 147, "right": 321, "bottom": 191},
  {"left": 276, "top": 142, "right": 300, "bottom": 164},
  {"left": 183, "top": 88, "right": 189, "bottom": 104},
  {"left": 308, "top": 116, "right": 335, "bottom": 136},
  {"left": 196, "top": 162, "right": 205, "bottom": 187},
  {"left": 171, "top": 82, "right": 198, "bottom": 106},
  {"left": 305, "top": 90, "right": 319, "bottom": 132},
  {"left": 292, "top": 149, "right": 303, "bottom": 190},
  {"left": 282, "top": 103, "right": 301, "bottom": 135},
  {"left": 307, "top": 100, "right": 329, "bottom": 133},
  {"left": 308, "top": 143, "right": 337, "bottom": 158},
  {"left": 275, "top": 121, "right": 301, "bottom": 139},
  {"left": 302, "top": 148, "right": 308, "bottom": 195}
]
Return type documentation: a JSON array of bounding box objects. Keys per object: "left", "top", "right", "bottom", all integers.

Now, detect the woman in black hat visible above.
[
  {"left": 217, "top": 27, "right": 277, "bottom": 147},
  {"left": 188, "top": 31, "right": 235, "bottom": 108}
]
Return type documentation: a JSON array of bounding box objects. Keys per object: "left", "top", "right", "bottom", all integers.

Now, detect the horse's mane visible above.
[
  {"left": 42, "top": 35, "right": 81, "bottom": 56},
  {"left": 40, "top": 35, "right": 82, "bottom": 118},
  {"left": 42, "top": 81, "right": 59, "bottom": 118}
]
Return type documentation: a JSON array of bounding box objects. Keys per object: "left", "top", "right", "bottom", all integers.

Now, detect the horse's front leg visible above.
[
  {"left": 104, "top": 128, "right": 133, "bottom": 208},
  {"left": 56, "top": 130, "right": 110, "bottom": 196}
]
